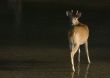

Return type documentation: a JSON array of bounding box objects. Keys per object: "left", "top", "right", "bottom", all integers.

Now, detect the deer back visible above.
[{"left": 69, "top": 23, "right": 89, "bottom": 45}]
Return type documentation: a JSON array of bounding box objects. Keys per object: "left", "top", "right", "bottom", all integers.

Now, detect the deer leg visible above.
[
  {"left": 85, "top": 41, "right": 91, "bottom": 63},
  {"left": 71, "top": 44, "right": 79, "bottom": 72},
  {"left": 78, "top": 48, "right": 80, "bottom": 63},
  {"left": 69, "top": 39, "right": 72, "bottom": 52},
  {"left": 68, "top": 36, "right": 73, "bottom": 52},
  {"left": 68, "top": 37, "right": 75, "bottom": 71},
  {"left": 71, "top": 52, "right": 74, "bottom": 71}
]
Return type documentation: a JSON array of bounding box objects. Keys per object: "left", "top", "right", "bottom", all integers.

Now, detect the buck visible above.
[{"left": 66, "top": 10, "right": 91, "bottom": 71}]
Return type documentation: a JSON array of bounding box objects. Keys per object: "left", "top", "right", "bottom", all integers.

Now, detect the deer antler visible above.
[
  {"left": 71, "top": 9, "right": 73, "bottom": 13},
  {"left": 76, "top": 10, "right": 79, "bottom": 15},
  {"left": 76, "top": 10, "right": 81, "bottom": 18},
  {"left": 66, "top": 11, "right": 69, "bottom": 16}
]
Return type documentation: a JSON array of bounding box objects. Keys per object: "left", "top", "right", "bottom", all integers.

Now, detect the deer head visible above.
[{"left": 66, "top": 10, "right": 82, "bottom": 25}]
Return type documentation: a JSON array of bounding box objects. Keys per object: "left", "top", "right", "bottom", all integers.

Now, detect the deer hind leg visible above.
[
  {"left": 68, "top": 36, "right": 73, "bottom": 52},
  {"left": 68, "top": 37, "right": 74, "bottom": 71},
  {"left": 85, "top": 41, "right": 91, "bottom": 63},
  {"left": 71, "top": 44, "right": 80, "bottom": 72}
]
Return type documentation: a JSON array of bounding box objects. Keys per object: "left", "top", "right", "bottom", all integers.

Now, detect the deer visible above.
[{"left": 66, "top": 10, "right": 91, "bottom": 72}]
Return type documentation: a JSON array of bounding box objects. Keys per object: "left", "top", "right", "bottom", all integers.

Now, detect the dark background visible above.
[
  {"left": 0, "top": 0, "right": 110, "bottom": 64},
  {"left": 0, "top": 1, "right": 110, "bottom": 78},
  {"left": 0, "top": 0, "right": 110, "bottom": 45}
]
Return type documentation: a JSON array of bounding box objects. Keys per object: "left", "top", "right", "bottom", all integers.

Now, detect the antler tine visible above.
[
  {"left": 71, "top": 9, "right": 73, "bottom": 13},
  {"left": 76, "top": 10, "right": 79, "bottom": 15},
  {"left": 66, "top": 11, "right": 68, "bottom": 16}
]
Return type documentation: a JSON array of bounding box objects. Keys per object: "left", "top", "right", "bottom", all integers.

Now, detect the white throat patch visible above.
[{"left": 72, "top": 18, "right": 79, "bottom": 25}]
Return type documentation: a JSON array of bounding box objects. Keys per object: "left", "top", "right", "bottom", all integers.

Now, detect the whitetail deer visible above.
[{"left": 66, "top": 10, "right": 91, "bottom": 72}]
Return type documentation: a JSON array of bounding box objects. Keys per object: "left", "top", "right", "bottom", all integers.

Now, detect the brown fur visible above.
[{"left": 68, "top": 23, "right": 89, "bottom": 45}]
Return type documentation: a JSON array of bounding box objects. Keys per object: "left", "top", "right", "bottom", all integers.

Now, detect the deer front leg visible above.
[{"left": 85, "top": 41, "right": 91, "bottom": 63}]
